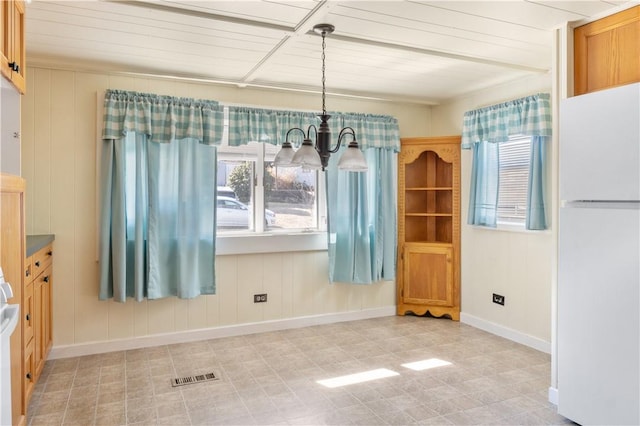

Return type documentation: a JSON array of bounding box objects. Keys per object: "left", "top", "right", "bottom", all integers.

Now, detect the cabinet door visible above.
[
  {"left": 43, "top": 266, "right": 52, "bottom": 358},
  {"left": 23, "top": 339, "right": 35, "bottom": 409},
  {"left": 574, "top": 5, "right": 640, "bottom": 95},
  {"left": 0, "top": 1, "right": 11, "bottom": 81},
  {"left": 23, "top": 281, "right": 34, "bottom": 345},
  {"left": 0, "top": 0, "right": 25, "bottom": 93},
  {"left": 34, "top": 265, "right": 52, "bottom": 377},
  {"left": 9, "top": 0, "right": 25, "bottom": 93},
  {"left": 402, "top": 243, "right": 453, "bottom": 306}
]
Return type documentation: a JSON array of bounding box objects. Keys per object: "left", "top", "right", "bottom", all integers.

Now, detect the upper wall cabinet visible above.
[
  {"left": 574, "top": 5, "right": 639, "bottom": 96},
  {"left": 1, "top": 0, "right": 26, "bottom": 94}
]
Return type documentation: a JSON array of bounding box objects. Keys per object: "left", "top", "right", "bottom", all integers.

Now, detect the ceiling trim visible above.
[{"left": 26, "top": 58, "right": 442, "bottom": 105}]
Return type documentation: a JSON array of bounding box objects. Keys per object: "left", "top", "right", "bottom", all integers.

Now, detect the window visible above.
[
  {"left": 497, "top": 135, "right": 531, "bottom": 226},
  {"left": 216, "top": 141, "right": 322, "bottom": 235}
]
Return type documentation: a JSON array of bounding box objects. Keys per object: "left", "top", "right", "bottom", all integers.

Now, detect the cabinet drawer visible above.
[{"left": 32, "top": 244, "right": 53, "bottom": 277}]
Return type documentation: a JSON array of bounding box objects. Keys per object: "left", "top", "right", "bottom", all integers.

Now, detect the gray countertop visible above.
[{"left": 26, "top": 234, "right": 55, "bottom": 257}]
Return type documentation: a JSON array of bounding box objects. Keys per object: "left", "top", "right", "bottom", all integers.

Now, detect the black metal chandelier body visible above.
[{"left": 274, "top": 24, "right": 367, "bottom": 172}]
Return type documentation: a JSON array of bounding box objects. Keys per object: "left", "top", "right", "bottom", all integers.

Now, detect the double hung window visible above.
[
  {"left": 463, "top": 93, "right": 551, "bottom": 231},
  {"left": 216, "top": 138, "right": 322, "bottom": 235},
  {"left": 496, "top": 135, "right": 531, "bottom": 226}
]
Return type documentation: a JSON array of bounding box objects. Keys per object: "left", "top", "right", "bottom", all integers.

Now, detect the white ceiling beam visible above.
[
  {"left": 240, "top": 1, "right": 334, "bottom": 85},
  {"left": 307, "top": 30, "right": 549, "bottom": 74}
]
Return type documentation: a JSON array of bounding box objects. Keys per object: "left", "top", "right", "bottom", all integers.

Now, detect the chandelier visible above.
[{"left": 273, "top": 24, "right": 368, "bottom": 172}]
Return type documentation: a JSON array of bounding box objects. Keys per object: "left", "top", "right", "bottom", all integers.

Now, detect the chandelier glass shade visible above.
[{"left": 273, "top": 24, "right": 368, "bottom": 172}]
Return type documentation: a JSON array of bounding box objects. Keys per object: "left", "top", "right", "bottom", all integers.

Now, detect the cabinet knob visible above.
[
  {"left": 8, "top": 62, "right": 19, "bottom": 72},
  {"left": 26, "top": 372, "right": 32, "bottom": 380},
  {"left": 25, "top": 269, "right": 30, "bottom": 277},
  {"left": 25, "top": 313, "right": 30, "bottom": 321},
  {"left": 47, "top": 251, "right": 53, "bottom": 256},
  {"left": 35, "top": 261, "right": 40, "bottom": 267},
  {"left": 43, "top": 276, "right": 49, "bottom": 283}
]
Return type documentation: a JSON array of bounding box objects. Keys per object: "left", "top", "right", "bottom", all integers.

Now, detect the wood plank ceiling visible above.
[{"left": 24, "top": 0, "right": 635, "bottom": 104}]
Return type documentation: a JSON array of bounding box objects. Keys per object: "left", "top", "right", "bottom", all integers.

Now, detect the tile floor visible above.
[{"left": 27, "top": 316, "right": 573, "bottom": 425}]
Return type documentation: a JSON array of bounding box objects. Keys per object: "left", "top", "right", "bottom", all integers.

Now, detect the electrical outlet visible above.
[
  {"left": 492, "top": 293, "right": 505, "bottom": 306},
  {"left": 254, "top": 294, "right": 267, "bottom": 303}
]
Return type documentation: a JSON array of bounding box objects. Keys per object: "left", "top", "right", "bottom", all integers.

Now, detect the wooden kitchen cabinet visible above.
[
  {"left": 574, "top": 5, "right": 640, "bottom": 96},
  {"left": 1, "top": 0, "right": 26, "bottom": 94},
  {"left": 0, "top": 174, "right": 26, "bottom": 426},
  {"left": 397, "top": 137, "right": 461, "bottom": 320}
]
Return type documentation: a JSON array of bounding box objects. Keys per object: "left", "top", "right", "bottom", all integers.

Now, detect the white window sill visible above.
[
  {"left": 216, "top": 231, "right": 328, "bottom": 255},
  {"left": 469, "top": 223, "right": 552, "bottom": 235}
]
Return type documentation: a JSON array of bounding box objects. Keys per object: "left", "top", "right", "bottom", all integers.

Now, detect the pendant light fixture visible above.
[{"left": 274, "top": 24, "right": 368, "bottom": 172}]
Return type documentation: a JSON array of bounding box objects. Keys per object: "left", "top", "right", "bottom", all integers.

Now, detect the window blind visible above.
[{"left": 497, "top": 135, "right": 531, "bottom": 225}]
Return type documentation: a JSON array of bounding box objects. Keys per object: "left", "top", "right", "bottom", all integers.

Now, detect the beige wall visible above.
[
  {"left": 432, "top": 73, "right": 554, "bottom": 347},
  {"left": 21, "top": 67, "right": 431, "bottom": 350}
]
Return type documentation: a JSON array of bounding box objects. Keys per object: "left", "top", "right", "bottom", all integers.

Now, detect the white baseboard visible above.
[
  {"left": 548, "top": 387, "right": 558, "bottom": 405},
  {"left": 49, "top": 306, "right": 396, "bottom": 360},
  {"left": 460, "top": 312, "right": 551, "bottom": 354}
]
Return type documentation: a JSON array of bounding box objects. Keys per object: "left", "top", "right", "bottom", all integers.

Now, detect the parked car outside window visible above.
[
  {"left": 217, "top": 186, "right": 238, "bottom": 200},
  {"left": 216, "top": 196, "right": 276, "bottom": 228}
]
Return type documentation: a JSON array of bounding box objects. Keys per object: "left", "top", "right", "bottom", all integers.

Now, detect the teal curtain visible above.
[
  {"left": 468, "top": 141, "right": 499, "bottom": 227},
  {"left": 462, "top": 93, "right": 551, "bottom": 230},
  {"left": 526, "top": 136, "right": 548, "bottom": 230},
  {"left": 325, "top": 114, "right": 400, "bottom": 284},
  {"left": 99, "top": 90, "right": 223, "bottom": 302}
]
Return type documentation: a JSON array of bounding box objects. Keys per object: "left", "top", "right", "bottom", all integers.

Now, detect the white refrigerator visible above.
[{"left": 558, "top": 83, "right": 640, "bottom": 425}]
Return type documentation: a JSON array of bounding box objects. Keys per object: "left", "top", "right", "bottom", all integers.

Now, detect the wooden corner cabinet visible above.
[{"left": 397, "top": 136, "right": 461, "bottom": 320}]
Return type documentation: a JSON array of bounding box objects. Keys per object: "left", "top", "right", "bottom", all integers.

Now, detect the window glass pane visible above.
[
  {"left": 497, "top": 135, "right": 531, "bottom": 225},
  {"left": 264, "top": 162, "right": 318, "bottom": 231},
  {"left": 217, "top": 160, "right": 255, "bottom": 232}
]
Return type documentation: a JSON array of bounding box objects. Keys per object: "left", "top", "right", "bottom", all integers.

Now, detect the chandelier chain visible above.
[{"left": 321, "top": 31, "right": 326, "bottom": 115}]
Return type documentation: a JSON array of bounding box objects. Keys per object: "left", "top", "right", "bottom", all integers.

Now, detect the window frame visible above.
[{"left": 214, "top": 107, "right": 328, "bottom": 253}]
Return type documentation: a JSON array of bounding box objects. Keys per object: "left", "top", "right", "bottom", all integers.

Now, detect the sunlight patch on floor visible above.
[
  {"left": 316, "top": 368, "right": 400, "bottom": 388},
  {"left": 401, "top": 358, "right": 452, "bottom": 371}
]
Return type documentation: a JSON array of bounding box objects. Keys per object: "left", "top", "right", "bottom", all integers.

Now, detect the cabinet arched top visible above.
[
  {"left": 401, "top": 146, "right": 459, "bottom": 165},
  {"left": 399, "top": 136, "right": 461, "bottom": 165}
]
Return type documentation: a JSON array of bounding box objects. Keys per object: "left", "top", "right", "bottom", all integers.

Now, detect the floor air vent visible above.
[{"left": 171, "top": 372, "right": 219, "bottom": 387}]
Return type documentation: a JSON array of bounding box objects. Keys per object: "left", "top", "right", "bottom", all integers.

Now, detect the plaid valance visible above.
[
  {"left": 102, "top": 90, "right": 225, "bottom": 145},
  {"left": 461, "top": 93, "right": 552, "bottom": 149},
  {"left": 228, "top": 107, "right": 401, "bottom": 152}
]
